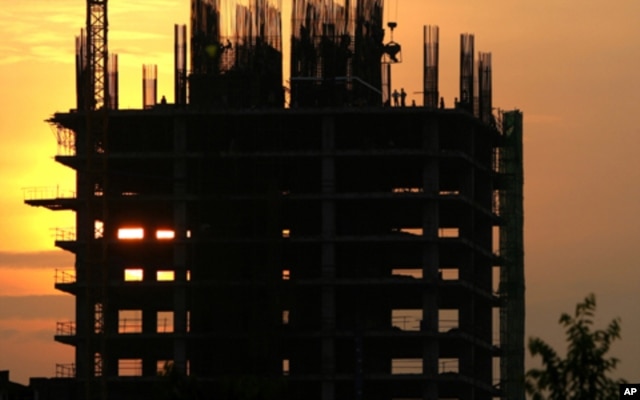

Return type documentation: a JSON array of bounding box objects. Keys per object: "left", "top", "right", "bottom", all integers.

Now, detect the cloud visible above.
[
  {"left": 0, "top": 328, "right": 52, "bottom": 343},
  {"left": 0, "top": 251, "right": 73, "bottom": 269},
  {"left": 0, "top": 328, "right": 19, "bottom": 340},
  {"left": 0, "top": 0, "right": 183, "bottom": 66},
  {"left": 0, "top": 295, "right": 73, "bottom": 320}
]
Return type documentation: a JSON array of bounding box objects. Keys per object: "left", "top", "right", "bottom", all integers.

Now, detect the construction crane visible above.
[
  {"left": 82, "top": 1, "right": 109, "bottom": 400},
  {"left": 86, "top": 0, "right": 109, "bottom": 110}
]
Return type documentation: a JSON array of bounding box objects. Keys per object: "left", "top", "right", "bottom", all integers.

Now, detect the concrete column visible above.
[
  {"left": 421, "top": 117, "right": 439, "bottom": 400},
  {"left": 172, "top": 116, "right": 188, "bottom": 373},
  {"left": 321, "top": 115, "right": 336, "bottom": 400}
]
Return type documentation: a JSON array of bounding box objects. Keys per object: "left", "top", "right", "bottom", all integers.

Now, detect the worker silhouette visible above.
[
  {"left": 392, "top": 89, "right": 400, "bottom": 107},
  {"left": 400, "top": 88, "right": 407, "bottom": 107}
]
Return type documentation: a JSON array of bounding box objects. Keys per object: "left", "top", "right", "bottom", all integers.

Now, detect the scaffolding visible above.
[{"left": 498, "top": 110, "right": 525, "bottom": 400}]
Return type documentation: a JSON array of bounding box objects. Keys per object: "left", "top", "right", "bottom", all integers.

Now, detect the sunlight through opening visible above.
[{"left": 117, "top": 227, "right": 144, "bottom": 240}]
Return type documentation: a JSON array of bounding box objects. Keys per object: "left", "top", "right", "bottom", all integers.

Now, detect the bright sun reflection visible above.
[
  {"left": 117, "top": 227, "right": 144, "bottom": 239},
  {"left": 156, "top": 229, "right": 175, "bottom": 240},
  {"left": 156, "top": 271, "right": 175, "bottom": 281},
  {"left": 124, "top": 268, "right": 143, "bottom": 281}
]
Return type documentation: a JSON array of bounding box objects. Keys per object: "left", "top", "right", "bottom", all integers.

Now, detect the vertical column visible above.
[
  {"left": 143, "top": 64, "right": 157, "bottom": 109},
  {"left": 421, "top": 117, "right": 439, "bottom": 400},
  {"left": 321, "top": 115, "right": 336, "bottom": 400},
  {"left": 499, "top": 110, "right": 525, "bottom": 400},
  {"left": 460, "top": 122, "right": 477, "bottom": 387},
  {"left": 108, "top": 54, "right": 119, "bottom": 110},
  {"left": 423, "top": 25, "right": 439, "bottom": 109},
  {"left": 75, "top": 125, "right": 90, "bottom": 382},
  {"left": 459, "top": 33, "right": 474, "bottom": 113},
  {"left": 174, "top": 24, "right": 187, "bottom": 106},
  {"left": 173, "top": 117, "right": 188, "bottom": 373},
  {"left": 478, "top": 53, "right": 492, "bottom": 124}
]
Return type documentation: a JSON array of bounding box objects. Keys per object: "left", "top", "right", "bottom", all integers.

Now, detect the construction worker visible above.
[{"left": 392, "top": 89, "right": 400, "bottom": 107}]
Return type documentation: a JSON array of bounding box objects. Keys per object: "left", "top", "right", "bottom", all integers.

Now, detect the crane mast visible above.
[
  {"left": 83, "top": 1, "right": 108, "bottom": 399},
  {"left": 86, "top": 0, "right": 109, "bottom": 110}
]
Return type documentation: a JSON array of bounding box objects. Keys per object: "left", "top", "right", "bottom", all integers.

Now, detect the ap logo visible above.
[{"left": 621, "top": 384, "right": 640, "bottom": 397}]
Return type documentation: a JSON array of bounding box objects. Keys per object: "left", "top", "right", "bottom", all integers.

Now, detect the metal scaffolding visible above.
[{"left": 498, "top": 110, "right": 525, "bottom": 400}]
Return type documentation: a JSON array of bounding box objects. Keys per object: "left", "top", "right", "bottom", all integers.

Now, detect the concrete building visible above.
[{"left": 25, "top": 1, "right": 524, "bottom": 399}]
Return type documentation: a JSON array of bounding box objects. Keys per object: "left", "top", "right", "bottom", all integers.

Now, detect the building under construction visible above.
[{"left": 25, "top": 1, "right": 524, "bottom": 399}]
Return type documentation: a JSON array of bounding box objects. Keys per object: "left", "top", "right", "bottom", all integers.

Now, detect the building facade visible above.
[{"left": 24, "top": 1, "right": 524, "bottom": 399}]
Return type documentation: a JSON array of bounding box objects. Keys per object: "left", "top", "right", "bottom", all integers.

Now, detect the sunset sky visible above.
[{"left": 1, "top": 0, "right": 640, "bottom": 385}]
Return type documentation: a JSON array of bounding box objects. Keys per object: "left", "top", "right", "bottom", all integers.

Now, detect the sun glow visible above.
[
  {"left": 156, "top": 229, "right": 175, "bottom": 240},
  {"left": 117, "top": 227, "right": 144, "bottom": 239}
]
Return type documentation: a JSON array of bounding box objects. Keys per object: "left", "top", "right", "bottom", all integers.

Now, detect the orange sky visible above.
[{"left": 1, "top": 0, "right": 640, "bottom": 385}]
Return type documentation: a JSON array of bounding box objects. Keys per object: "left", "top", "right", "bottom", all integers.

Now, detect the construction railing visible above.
[
  {"left": 22, "top": 186, "right": 76, "bottom": 201},
  {"left": 55, "top": 269, "right": 76, "bottom": 285},
  {"left": 56, "top": 320, "right": 76, "bottom": 336}
]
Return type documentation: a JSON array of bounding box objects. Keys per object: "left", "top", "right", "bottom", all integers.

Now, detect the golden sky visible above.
[{"left": 1, "top": 0, "right": 640, "bottom": 385}]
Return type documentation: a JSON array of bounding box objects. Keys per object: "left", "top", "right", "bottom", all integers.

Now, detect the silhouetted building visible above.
[{"left": 24, "top": 1, "right": 524, "bottom": 400}]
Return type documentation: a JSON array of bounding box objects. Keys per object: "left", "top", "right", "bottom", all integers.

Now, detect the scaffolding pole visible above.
[{"left": 499, "top": 110, "right": 525, "bottom": 400}]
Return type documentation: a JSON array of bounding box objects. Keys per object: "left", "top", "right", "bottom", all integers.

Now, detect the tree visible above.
[{"left": 525, "top": 293, "right": 626, "bottom": 400}]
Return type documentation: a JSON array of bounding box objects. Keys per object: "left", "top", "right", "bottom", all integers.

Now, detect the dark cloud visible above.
[
  {"left": 0, "top": 295, "right": 73, "bottom": 319},
  {"left": 0, "top": 251, "right": 73, "bottom": 269},
  {"left": 0, "top": 328, "right": 19, "bottom": 339}
]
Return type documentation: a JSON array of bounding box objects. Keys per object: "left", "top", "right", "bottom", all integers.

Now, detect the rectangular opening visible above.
[
  {"left": 394, "top": 227, "right": 423, "bottom": 236},
  {"left": 391, "top": 268, "right": 422, "bottom": 279},
  {"left": 157, "top": 360, "right": 172, "bottom": 375},
  {"left": 118, "top": 359, "right": 142, "bottom": 376},
  {"left": 282, "top": 310, "right": 290, "bottom": 325},
  {"left": 439, "top": 309, "right": 459, "bottom": 332},
  {"left": 94, "top": 220, "right": 104, "bottom": 239},
  {"left": 493, "top": 307, "right": 500, "bottom": 347},
  {"left": 282, "top": 269, "right": 290, "bottom": 280},
  {"left": 438, "top": 227, "right": 459, "bottom": 238},
  {"left": 157, "top": 311, "right": 174, "bottom": 333},
  {"left": 156, "top": 229, "right": 175, "bottom": 240},
  {"left": 157, "top": 270, "right": 175, "bottom": 281},
  {"left": 282, "top": 229, "right": 291, "bottom": 238},
  {"left": 118, "top": 310, "right": 142, "bottom": 333},
  {"left": 282, "top": 359, "right": 290, "bottom": 376},
  {"left": 118, "top": 227, "right": 144, "bottom": 240},
  {"left": 438, "top": 358, "right": 459, "bottom": 373},
  {"left": 493, "top": 266, "right": 500, "bottom": 294},
  {"left": 392, "top": 309, "right": 422, "bottom": 331},
  {"left": 493, "top": 355, "right": 501, "bottom": 387},
  {"left": 94, "top": 353, "right": 102, "bottom": 377},
  {"left": 493, "top": 225, "right": 500, "bottom": 254},
  {"left": 439, "top": 268, "right": 459, "bottom": 280},
  {"left": 124, "top": 268, "right": 143, "bottom": 282},
  {"left": 187, "top": 270, "right": 191, "bottom": 281},
  {"left": 392, "top": 358, "right": 422, "bottom": 374},
  {"left": 392, "top": 187, "right": 422, "bottom": 193}
]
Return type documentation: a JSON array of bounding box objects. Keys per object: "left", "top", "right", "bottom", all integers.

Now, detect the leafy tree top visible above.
[{"left": 526, "top": 293, "right": 626, "bottom": 400}]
